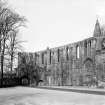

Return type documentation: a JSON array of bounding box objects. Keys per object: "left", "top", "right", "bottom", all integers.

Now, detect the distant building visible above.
[{"left": 18, "top": 19, "right": 105, "bottom": 86}]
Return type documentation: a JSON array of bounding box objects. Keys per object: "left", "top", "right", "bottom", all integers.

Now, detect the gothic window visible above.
[
  {"left": 76, "top": 45, "right": 80, "bottom": 59},
  {"left": 84, "top": 41, "right": 87, "bottom": 56},
  {"left": 44, "top": 52, "right": 47, "bottom": 65},
  {"left": 88, "top": 40, "right": 91, "bottom": 56},
  {"left": 58, "top": 49, "right": 60, "bottom": 62},
  {"left": 42, "top": 53, "right": 44, "bottom": 64},
  {"left": 49, "top": 51, "right": 51, "bottom": 64},
  {"left": 88, "top": 40, "right": 91, "bottom": 47},
  {"left": 66, "top": 47, "right": 69, "bottom": 60}
]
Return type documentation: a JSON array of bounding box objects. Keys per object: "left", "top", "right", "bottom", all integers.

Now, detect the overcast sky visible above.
[{"left": 8, "top": 0, "right": 105, "bottom": 52}]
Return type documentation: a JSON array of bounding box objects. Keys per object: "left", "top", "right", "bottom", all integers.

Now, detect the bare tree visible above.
[
  {"left": 0, "top": 1, "right": 26, "bottom": 86},
  {"left": 6, "top": 30, "right": 24, "bottom": 71},
  {"left": 0, "top": 6, "right": 9, "bottom": 86}
]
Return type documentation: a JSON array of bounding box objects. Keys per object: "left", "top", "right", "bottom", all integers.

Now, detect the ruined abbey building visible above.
[{"left": 18, "top": 19, "right": 105, "bottom": 86}]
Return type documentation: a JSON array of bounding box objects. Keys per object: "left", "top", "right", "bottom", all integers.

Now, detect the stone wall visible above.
[
  {"left": 18, "top": 36, "right": 98, "bottom": 86},
  {"left": 18, "top": 20, "right": 105, "bottom": 86}
]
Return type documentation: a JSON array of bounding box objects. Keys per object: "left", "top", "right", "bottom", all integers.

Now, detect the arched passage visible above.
[
  {"left": 20, "top": 75, "right": 29, "bottom": 86},
  {"left": 83, "top": 58, "right": 94, "bottom": 86}
]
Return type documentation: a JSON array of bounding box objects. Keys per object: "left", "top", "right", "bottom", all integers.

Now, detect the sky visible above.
[{"left": 7, "top": 0, "right": 105, "bottom": 52}]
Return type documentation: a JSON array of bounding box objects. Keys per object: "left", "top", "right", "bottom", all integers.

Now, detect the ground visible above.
[{"left": 0, "top": 87, "right": 105, "bottom": 105}]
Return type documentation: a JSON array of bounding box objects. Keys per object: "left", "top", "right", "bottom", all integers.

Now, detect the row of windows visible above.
[
  {"left": 43, "top": 47, "right": 75, "bottom": 64},
  {"left": 41, "top": 40, "right": 93, "bottom": 64}
]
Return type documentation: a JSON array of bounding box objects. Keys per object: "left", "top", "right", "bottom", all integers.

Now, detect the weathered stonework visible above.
[{"left": 18, "top": 19, "right": 105, "bottom": 86}]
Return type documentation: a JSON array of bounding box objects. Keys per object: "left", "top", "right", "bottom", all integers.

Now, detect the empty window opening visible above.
[
  {"left": 49, "top": 51, "right": 51, "bottom": 64},
  {"left": 84, "top": 41, "right": 87, "bottom": 56},
  {"left": 42, "top": 53, "right": 44, "bottom": 64},
  {"left": 66, "top": 47, "right": 69, "bottom": 60},
  {"left": 76, "top": 45, "right": 80, "bottom": 58},
  {"left": 58, "top": 49, "right": 60, "bottom": 62},
  {"left": 88, "top": 41, "right": 91, "bottom": 47}
]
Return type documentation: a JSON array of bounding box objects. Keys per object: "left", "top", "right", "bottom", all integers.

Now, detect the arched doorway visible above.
[
  {"left": 83, "top": 58, "right": 94, "bottom": 86},
  {"left": 20, "top": 76, "right": 29, "bottom": 86}
]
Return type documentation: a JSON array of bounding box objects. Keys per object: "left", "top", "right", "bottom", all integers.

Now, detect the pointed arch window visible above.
[
  {"left": 76, "top": 45, "right": 80, "bottom": 59},
  {"left": 49, "top": 51, "right": 51, "bottom": 64},
  {"left": 84, "top": 41, "right": 87, "bottom": 56},
  {"left": 58, "top": 49, "right": 60, "bottom": 62},
  {"left": 42, "top": 53, "right": 44, "bottom": 64},
  {"left": 88, "top": 40, "right": 91, "bottom": 48},
  {"left": 66, "top": 47, "right": 69, "bottom": 60}
]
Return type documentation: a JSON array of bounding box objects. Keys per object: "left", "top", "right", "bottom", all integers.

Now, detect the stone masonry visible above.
[{"left": 18, "top": 19, "right": 105, "bottom": 86}]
